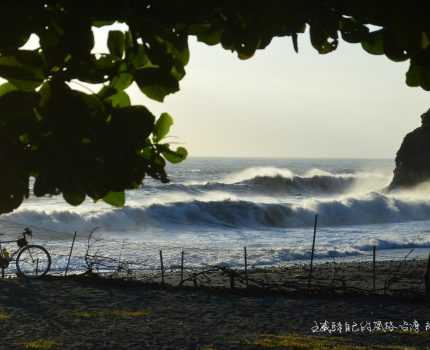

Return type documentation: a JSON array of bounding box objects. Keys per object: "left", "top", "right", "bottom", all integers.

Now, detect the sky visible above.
[
  {"left": 22, "top": 25, "right": 430, "bottom": 159},
  {"left": 124, "top": 31, "right": 430, "bottom": 159}
]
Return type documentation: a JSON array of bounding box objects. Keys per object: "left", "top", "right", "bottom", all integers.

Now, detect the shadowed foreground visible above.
[{"left": 0, "top": 276, "right": 429, "bottom": 350}]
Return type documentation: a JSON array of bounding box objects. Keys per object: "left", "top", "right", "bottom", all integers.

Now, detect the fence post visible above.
[
  {"left": 117, "top": 239, "right": 125, "bottom": 272},
  {"left": 308, "top": 214, "right": 318, "bottom": 287},
  {"left": 180, "top": 250, "right": 184, "bottom": 284},
  {"left": 244, "top": 246, "right": 249, "bottom": 288},
  {"left": 372, "top": 246, "right": 376, "bottom": 291},
  {"left": 160, "top": 250, "right": 165, "bottom": 285},
  {"left": 425, "top": 253, "right": 430, "bottom": 297},
  {"left": 230, "top": 273, "right": 235, "bottom": 289},
  {"left": 65, "top": 231, "right": 77, "bottom": 276}
]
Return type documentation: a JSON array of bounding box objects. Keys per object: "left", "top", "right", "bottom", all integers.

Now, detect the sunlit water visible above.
[{"left": 1, "top": 158, "right": 430, "bottom": 273}]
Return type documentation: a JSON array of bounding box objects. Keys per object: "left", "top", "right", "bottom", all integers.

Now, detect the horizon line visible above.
[{"left": 185, "top": 155, "right": 395, "bottom": 160}]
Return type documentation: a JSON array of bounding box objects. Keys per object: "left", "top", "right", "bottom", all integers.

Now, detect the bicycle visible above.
[{"left": 0, "top": 228, "right": 51, "bottom": 278}]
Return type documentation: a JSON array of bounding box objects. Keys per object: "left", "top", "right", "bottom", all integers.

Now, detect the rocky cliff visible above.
[{"left": 389, "top": 110, "right": 430, "bottom": 190}]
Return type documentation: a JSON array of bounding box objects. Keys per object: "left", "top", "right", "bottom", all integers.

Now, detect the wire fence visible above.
[{"left": 0, "top": 215, "right": 429, "bottom": 298}]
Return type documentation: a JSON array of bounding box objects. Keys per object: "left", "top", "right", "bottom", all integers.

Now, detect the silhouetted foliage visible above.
[{"left": 0, "top": 1, "right": 428, "bottom": 213}]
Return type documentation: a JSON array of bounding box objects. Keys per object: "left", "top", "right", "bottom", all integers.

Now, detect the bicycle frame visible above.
[
  {"left": 0, "top": 229, "right": 51, "bottom": 279},
  {"left": 0, "top": 234, "right": 29, "bottom": 266}
]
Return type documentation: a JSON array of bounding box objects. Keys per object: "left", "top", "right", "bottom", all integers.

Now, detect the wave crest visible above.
[
  {"left": 237, "top": 174, "right": 355, "bottom": 195},
  {"left": 164, "top": 167, "right": 391, "bottom": 197},
  {"left": 6, "top": 192, "right": 430, "bottom": 232}
]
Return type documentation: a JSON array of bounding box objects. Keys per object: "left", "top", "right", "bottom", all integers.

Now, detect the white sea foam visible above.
[
  {"left": 4, "top": 160, "right": 430, "bottom": 267},
  {"left": 222, "top": 166, "right": 295, "bottom": 184},
  {"left": 8, "top": 191, "right": 430, "bottom": 232},
  {"left": 163, "top": 167, "right": 391, "bottom": 197}
]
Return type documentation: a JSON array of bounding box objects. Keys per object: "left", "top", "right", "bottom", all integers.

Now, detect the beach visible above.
[
  {"left": 0, "top": 158, "right": 430, "bottom": 349},
  {"left": 106, "top": 256, "right": 428, "bottom": 298},
  {"left": 1, "top": 259, "right": 430, "bottom": 349}
]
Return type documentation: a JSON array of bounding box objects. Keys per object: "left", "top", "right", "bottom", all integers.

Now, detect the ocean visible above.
[{"left": 2, "top": 157, "right": 430, "bottom": 273}]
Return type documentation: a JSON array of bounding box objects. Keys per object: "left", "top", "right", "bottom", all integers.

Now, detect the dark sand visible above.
[
  {"left": 132, "top": 258, "right": 428, "bottom": 297},
  {"left": 0, "top": 259, "right": 430, "bottom": 349}
]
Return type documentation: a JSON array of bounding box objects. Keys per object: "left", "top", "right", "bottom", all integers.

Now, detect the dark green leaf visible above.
[
  {"left": 105, "top": 90, "right": 131, "bottom": 107},
  {"left": 406, "top": 62, "right": 422, "bottom": 87},
  {"left": 63, "top": 191, "right": 86, "bottom": 206},
  {"left": 8, "top": 79, "right": 42, "bottom": 91},
  {"left": 72, "top": 55, "right": 114, "bottom": 84},
  {"left": 161, "top": 146, "right": 188, "bottom": 163},
  {"left": 103, "top": 191, "right": 125, "bottom": 207},
  {"left": 129, "top": 46, "right": 149, "bottom": 69},
  {"left": 340, "top": 19, "right": 369, "bottom": 44},
  {"left": 309, "top": 19, "right": 339, "bottom": 54},
  {"left": 135, "top": 68, "right": 179, "bottom": 102},
  {"left": 108, "top": 31, "right": 125, "bottom": 58},
  {"left": 94, "top": 55, "right": 118, "bottom": 71},
  {"left": 171, "top": 63, "right": 186, "bottom": 81},
  {"left": 191, "top": 24, "right": 222, "bottom": 46},
  {"left": 79, "top": 93, "right": 107, "bottom": 119},
  {"left": 362, "top": 30, "right": 384, "bottom": 55},
  {"left": 141, "top": 146, "right": 154, "bottom": 160},
  {"left": 97, "top": 86, "right": 117, "bottom": 100},
  {"left": 0, "top": 50, "right": 45, "bottom": 91},
  {"left": 420, "top": 67, "right": 430, "bottom": 91},
  {"left": 0, "top": 82, "right": 17, "bottom": 97},
  {"left": 111, "top": 72, "right": 133, "bottom": 91},
  {"left": 422, "top": 33, "right": 430, "bottom": 50},
  {"left": 153, "top": 113, "right": 173, "bottom": 142},
  {"left": 0, "top": 90, "right": 40, "bottom": 136},
  {"left": 111, "top": 105, "right": 156, "bottom": 143},
  {"left": 0, "top": 190, "right": 25, "bottom": 214},
  {"left": 93, "top": 20, "right": 115, "bottom": 28},
  {"left": 0, "top": 26, "right": 30, "bottom": 51},
  {"left": 60, "top": 19, "right": 94, "bottom": 57},
  {"left": 176, "top": 43, "right": 190, "bottom": 66},
  {"left": 383, "top": 31, "right": 409, "bottom": 62},
  {"left": 292, "top": 33, "right": 299, "bottom": 53},
  {"left": 197, "top": 29, "right": 222, "bottom": 46},
  {"left": 124, "top": 31, "right": 134, "bottom": 51}
]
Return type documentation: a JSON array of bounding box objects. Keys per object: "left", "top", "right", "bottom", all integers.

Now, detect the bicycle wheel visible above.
[{"left": 16, "top": 245, "right": 51, "bottom": 278}]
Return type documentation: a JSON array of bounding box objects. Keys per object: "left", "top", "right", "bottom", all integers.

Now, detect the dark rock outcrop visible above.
[{"left": 389, "top": 110, "right": 430, "bottom": 190}]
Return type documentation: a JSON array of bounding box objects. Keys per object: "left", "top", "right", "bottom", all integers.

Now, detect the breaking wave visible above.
[
  {"left": 6, "top": 192, "right": 430, "bottom": 233},
  {"left": 162, "top": 167, "right": 389, "bottom": 196},
  {"left": 353, "top": 238, "right": 430, "bottom": 252}
]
